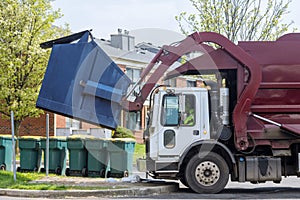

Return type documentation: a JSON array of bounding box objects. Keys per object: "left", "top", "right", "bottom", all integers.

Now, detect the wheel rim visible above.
[{"left": 195, "top": 161, "right": 220, "bottom": 186}]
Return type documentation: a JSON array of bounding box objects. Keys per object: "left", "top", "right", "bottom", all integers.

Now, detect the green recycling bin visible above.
[
  {"left": 41, "top": 136, "right": 67, "bottom": 175},
  {"left": 18, "top": 136, "right": 42, "bottom": 172},
  {"left": 0, "top": 135, "right": 14, "bottom": 171},
  {"left": 85, "top": 138, "right": 108, "bottom": 177},
  {"left": 66, "top": 135, "right": 92, "bottom": 176},
  {"left": 107, "top": 138, "right": 136, "bottom": 178}
]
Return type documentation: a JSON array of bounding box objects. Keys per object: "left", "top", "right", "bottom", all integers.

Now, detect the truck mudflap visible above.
[{"left": 37, "top": 30, "right": 131, "bottom": 129}]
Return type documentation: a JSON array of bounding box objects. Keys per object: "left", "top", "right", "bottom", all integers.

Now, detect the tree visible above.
[
  {"left": 176, "top": 0, "right": 296, "bottom": 42},
  {"left": 0, "top": 0, "right": 70, "bottom": 137}
]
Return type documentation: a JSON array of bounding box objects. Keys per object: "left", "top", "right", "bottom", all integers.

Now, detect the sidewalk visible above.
[
  {"left": 0, "top": 180, "right": 178, "bottom": 198},
  {"left": 0, "top": 167, "right": 179, "bottom": 198}
]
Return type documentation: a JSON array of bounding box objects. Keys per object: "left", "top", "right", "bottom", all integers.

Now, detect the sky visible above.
[{"left": 51, "top": 0, "right": 300, "bottom": 46}]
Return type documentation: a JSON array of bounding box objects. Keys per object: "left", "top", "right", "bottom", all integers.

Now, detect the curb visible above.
[{"left": 0, "top": 182, "right": 179, "bottom": 198}]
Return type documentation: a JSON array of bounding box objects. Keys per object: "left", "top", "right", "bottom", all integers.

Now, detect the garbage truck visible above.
[{"left": 37, "top": 30, "right": 300, "bottom": 193}]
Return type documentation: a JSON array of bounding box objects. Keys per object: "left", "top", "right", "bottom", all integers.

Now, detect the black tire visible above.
[
  {"left": 82, "top": 167, "right": 88, "bottom": 177},
  {"left": 0, "top": 164, "right": 6, "bottom": 171},
  {"left": 65, "top": 168, "right": 70, "bottom": 176},
  {"left": 100, "top": 168, "right": 106, "bottom": 178},
  {"left": 33, "top": 167, "right": 38, "bottom": 172},
  {"left": 106, "top": 170, "right": 111, "bottom": 178},
  {"left": 185, "top": 152, "right": 229, "bottom": 194},
  {"left": 55, "top": 167, "right": 62, "bottom": 175},
  {"left": 123, "top": 170, "right": 129, "bottom": 177}
]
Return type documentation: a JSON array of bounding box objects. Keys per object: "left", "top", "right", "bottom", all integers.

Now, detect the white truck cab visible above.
[
  {"left": 149, "top": 87, "right": 210, "bottom": 160},
  {"left": 144, "top": 87, "right": 211, "bottom": 174}
]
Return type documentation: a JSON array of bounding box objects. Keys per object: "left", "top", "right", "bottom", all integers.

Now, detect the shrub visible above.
[{"left": 112, "top": 126, "right": 135, "bottom": 139}]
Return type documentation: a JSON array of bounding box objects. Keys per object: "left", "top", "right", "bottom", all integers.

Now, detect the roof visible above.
[
  {"left": 94, "top": 38, "right": 156, "bottom": 65},
  {"left": 135, "top": 42, "right": 161, "bottom": 54},
  {"left": 94, "top": 37, "right": 180, "bottom": 73}
]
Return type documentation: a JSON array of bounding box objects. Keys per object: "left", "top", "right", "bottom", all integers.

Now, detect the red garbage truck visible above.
[{"left": 37, "top": 30, "right": 300, "bottom": 193}]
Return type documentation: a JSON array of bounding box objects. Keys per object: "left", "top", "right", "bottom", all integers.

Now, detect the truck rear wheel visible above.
[{"left": 185, "top": 152, "right": 229, "bottom": 194}]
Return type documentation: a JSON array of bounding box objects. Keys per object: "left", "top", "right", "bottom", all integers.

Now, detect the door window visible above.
[
  {"left": 164, "top": 130, "right": 175, "bottom": 148},
  {"left": 161, "top": 95, "right": 179, "bottom": 126},
  {"left": 180, "top": 95, "right": 196, "bottom": 126},
  {"left": 161, "top": 94, "right": 196, "bottom": 126}
]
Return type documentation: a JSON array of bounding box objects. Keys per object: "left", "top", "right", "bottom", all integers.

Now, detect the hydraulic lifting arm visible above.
[{"left": 125, "top": 32, "right": 262, "bottom": 150}]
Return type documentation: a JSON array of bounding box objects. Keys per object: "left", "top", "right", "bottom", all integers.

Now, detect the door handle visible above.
[{"left": 193, "top": 130, "right": 200, "bottom": 135}]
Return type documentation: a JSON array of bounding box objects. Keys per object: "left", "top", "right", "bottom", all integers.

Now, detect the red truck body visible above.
[{"left": 126, "top": 32, "right": 300, "bottom": 151}]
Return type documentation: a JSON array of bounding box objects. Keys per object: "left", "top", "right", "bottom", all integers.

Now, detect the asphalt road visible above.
[
  {"left": 1, "top": 177, "right": 300, "bottom": 200},
  {"left": 132, "top": 175, "right": 300, "bottom": 199},
  {"left": 130, "top": 177, "right": 300, "bottom": 199}
]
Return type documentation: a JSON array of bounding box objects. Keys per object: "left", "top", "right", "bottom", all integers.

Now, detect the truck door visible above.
[{"left": 157, "top": 91, "right": 206, "bottom": 157}]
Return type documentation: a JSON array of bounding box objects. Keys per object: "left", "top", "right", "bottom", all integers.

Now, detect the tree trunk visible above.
[{"left": 13, "top": 120, "right": 21, "bottom": 154}]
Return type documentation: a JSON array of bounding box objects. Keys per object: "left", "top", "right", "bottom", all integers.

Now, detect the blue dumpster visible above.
[{"left": 36, "top": 30, "right": 131, "bottom": 129}]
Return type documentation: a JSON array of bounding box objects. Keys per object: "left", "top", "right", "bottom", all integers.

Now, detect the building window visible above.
[
  {"left": 126, "top": 68, "right": 141, "bottom": 83},
  {"left": 126, "top": 67, "right": 142, "bottom": 98},
  {"left": 125, "top": 111, "right": 141, "bottom": 130},
  {"left": 187, "top": 80, "right": 196, "bottom": 87},
  {"left": 66, "top": 118, "right": 80, "bottom": 129},
  {"left": 165, "top": 78, "right": 176, "bottom": 87}
]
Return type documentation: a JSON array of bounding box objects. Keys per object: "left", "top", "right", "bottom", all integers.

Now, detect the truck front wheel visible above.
[{"left": 185, "top": 152, "right": 229, "bottom": 194}]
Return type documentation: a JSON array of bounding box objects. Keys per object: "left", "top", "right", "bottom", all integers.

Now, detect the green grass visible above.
[
  {"left": 0, "top": 171, "right": 72, "bottom": 190},
  {"left": 10, "top": 183, "right": 68, "bottom": 190},
  {"left": 133, "top": 143, "right": 145, "bottom": 165},
  {"left": 0, "top": 171, "right": 124, "bottom": 190},
  {"left": 1, "top": 144, "right": 146, "bottom": 189},
  {"left": 0, "top": 171, "right": 48, "bottom": 189}
]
